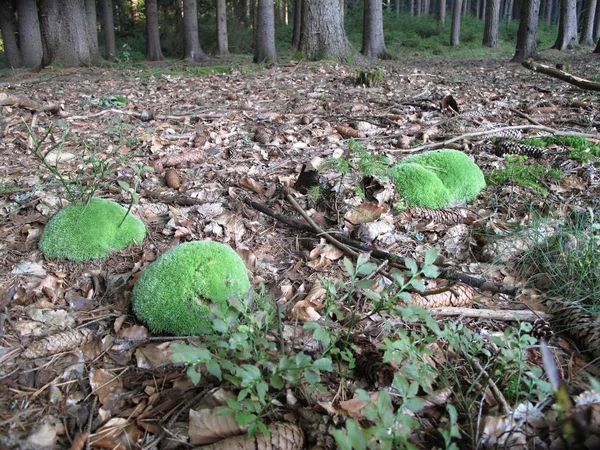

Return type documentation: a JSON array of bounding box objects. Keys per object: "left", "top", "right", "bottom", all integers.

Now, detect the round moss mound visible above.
[
  {"left": 39, "top": 198, "right": 146, "bottom": 261},
  {"left": 132, "top": 241, "right": 251, "bottom": 335},
  {"left": 390, "top": 149, "right": 486, "bottom": 208}
]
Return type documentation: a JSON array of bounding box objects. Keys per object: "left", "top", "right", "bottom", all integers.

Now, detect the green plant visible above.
[
  {"left": 38, "top": 198, "right": 146, "bottom": 261},
  {"left": 523, "top": 135, "right": 600, "bottom": 163},
  {"left": 486, "top": 155, "right": 563, "bottom": 195},
  {"left": 132, "top": 241, "right": 252, "bottom": 335},
  {"left": 390, "top": 149, "right": 486, "bottom": 208},
  {"left": 355, "top": 69, "right": 384, "bottom": 87},
  {"left": 169, "top": 288, "right": 334, "bottom": 437}
]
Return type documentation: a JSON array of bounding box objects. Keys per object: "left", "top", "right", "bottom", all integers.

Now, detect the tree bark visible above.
[
  {"left": 292, "top": 0, "right": 302, "bottom": 48},
  {"left": 254, "top": 0, "right": 276, "bottom": 63},
  {"left": 130, "top": 0, "right": 139, "bottom": 25},
  {"left": 594, "top": 0, "right": 600, "bottom": 40},
  {"left": 216, "top": 0, "right": 229, "bottom": 56},
  {"left": 522, "top": 60, "right": 600, "bottom": 91},
  {"left": 595, "top": 39, "right": 600, "bottom": 53},
  {"left": 450, "top": 0, "right": 463, "bottom": 46},
  {"left": 0, "top": 1, "right": 21, "bottom": 68},
  {"left": 579, "top": 0, "right": 597, "bottom": 45},
  {"left": 101, "top": 0, "right": 117, "bottom": 60},
  {"left": 182, "top": 0, "right": 207, "bottom": 61},
  {"left": 84, "top": 0, "right": 99, "bottom": 49},
  {"left": 299, "top": 0, "right": 355, "bottom": 61},
  {"left": 482, "top": 0, "right": 500, "bottom": 47},
  {"left": 40, "top": 0, "right": 101, "bottom": 67},
  {"left": 16, "top": 0, "right": 43, "bottom": 68},
  {"left": 552, "top": 0, "right": 577, "bottom": 49},
  {"left": 512, "top": 0, "right": 541, "bottom": 61},
  {"left": 438, "top": 0, "right": 447, "bottom": 23},
  {"left": 361, "top": 0, "right": 390, "bottom": 59},
  {"left": 504, "top": 0, "right": 514, "bottom": 19},
  {"left": 145, "top": 0, "right": 163, "bottom": 61}
]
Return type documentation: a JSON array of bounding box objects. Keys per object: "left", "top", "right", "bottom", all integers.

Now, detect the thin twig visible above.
[
  {"left": 469, "top": 356, "right": 512, "bottom": 415},
  {"left": 509, "top": 108, "right": 543, "bottom": 126}
]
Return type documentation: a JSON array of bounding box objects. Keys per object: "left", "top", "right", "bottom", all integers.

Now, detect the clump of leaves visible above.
[
  {"left": 523, "top": 135, "right": 600, "bottom": 163},
  {"left": 486, "top": 155, "right": 562, "bottom": 195},
  {"left": 355, "top": 69, "right": 384, "bottom": 87},
  {"left": 518, "top": 209, "right": 600, "bottom": 311}
]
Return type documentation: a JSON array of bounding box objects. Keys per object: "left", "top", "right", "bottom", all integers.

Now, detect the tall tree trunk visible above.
[
  {"left": 0, "top": 1, "right": 21, "bottom": 68},
  {"left": 505, "top": 0, "right": 514, "bottom": 19},
  {"left": 438, "top": 0, "right": 447, "bottom": 23},
  {"left": 254, "top": 0, "right": 276, "bottom": 63},
  {"left": 362, "top": 0, "right": 390, "bottom": 58},
  {"left": 40, "top": 0, "right": 101, "bottom": 66},
  {"left": 579, "top": 0, "right": 597, "bottom": 45},
  {"left": 450, "top": 0, "right": 463, "bottom": 45},
  {"left": 216, "top": 0, "right": 229, "bottom": 56},
  {"left": 543, "top": 0, "right": 552, "bottom": 21},
  {"left": 145, "top": 0, "right": 163, "bottom": 60},
  {"left": 512, "top": 0, "right": 541, "bottom": 61},
  {"left": 130, "top": 0, "right": 139, "bottom": 25},
  {"left": 552, "top": 0, "right": 578, "bottom": 49},
  {"left": 482, "top": 0, "right": 501, "bottom": 47},
  {"left": 292, "top": 0, "right": 302, "bottom": 48},
  {"left": 16, "top": 0, "right": 43, "bottom": 68},
  {"left": 299, "top": 0, "right": 355, "bottom": 61},
  {"left": 594, "top": 0, "right": 600, "bottom": 39},
  {"left": 101, "top": 0, "right": 117, "bottom": 60},
  {"left": 594, "top": 38, "right": 600, "bottom": 52},
  {"left": 182, "top": 0, "right": 207, "bottom": 61},
  {"left": 84, "top": 0, "right": 99, "bottom": 49}
]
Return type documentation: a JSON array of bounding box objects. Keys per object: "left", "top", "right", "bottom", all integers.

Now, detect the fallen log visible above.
[{"left": 521, "top": 60, "right": 600, "bottom": 92}]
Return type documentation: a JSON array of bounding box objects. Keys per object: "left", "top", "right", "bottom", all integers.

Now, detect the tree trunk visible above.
[
  {"left": 512, "top": 0, "right": 541, "bottom": 61},
  {"left": 438, "top": 0, "right": 447, "bottom": 23},
  {"left": 254, "top": 0, "right": 276, "bottom": 63},
  {"left": 84, "top": 0, "right": 99, "bottom": 49},
  {"left": 216, "top": 0, "right": 229, "bottom": 56},
  {"left": 299, "top": 0, "right": 355, "bottom": 61},
  {"left": 552, "top": 0, "right": 578, "bottom": 50},
  {"left": 292, "top": 0, "right": 302, "bottom": 48},
  {"left": 482, "top": 0, "right": 500, "bottom": 47},
  {"left": 594, "top": 38, "right": 600, "bottom": 52},
  {"left": 361, "top": 0, "right": 390, "bottom": 58},
  {"left": 0, "top": 2, "right": 21, "bottom": 68},
  {"left": 505, "top": 0, "right": 514, "bottom": 19},
  {"left": 16, "top": 0, "right": 43, "bottom": 68},
  {"left": 182, "top": 0, "right": 207, "bottom": 61},
  {"left": 130, "top": 0, "right": 139, "bottom": 25},
  {"left": 594, "top": 0, "right": 600, "bottom": 40},
  {"left": 579, "top": 0, "right": 597, "bottom": 45},
  {"left": 145, "top": 0, "right": 163, "bottom": 61},
  {"left": 101, "top": 0, "right": 117, "bottom": 60},
  {"left": 40, "top": 0, "right": 101, "bottom": 66},
  {"left": 543, "top": 0, "right": 552, "bottom": 21},
  {"left": 450, "top": 0, "right": 463, "bottom": 46}
]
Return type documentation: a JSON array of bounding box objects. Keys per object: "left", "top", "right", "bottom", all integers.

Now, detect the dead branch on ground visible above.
[{"left": 522, "top": 60, "right": 600, "bottom": 92}]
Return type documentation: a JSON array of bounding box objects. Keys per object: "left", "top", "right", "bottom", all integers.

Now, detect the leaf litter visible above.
[{"left": 0, "top": 49, "right": 599, "bottom": 449}]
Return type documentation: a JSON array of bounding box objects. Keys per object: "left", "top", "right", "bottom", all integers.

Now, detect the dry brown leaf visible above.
[
  {"left": 290, "top": 300, "right": 321, "bottom": 322},
  {"left": 189, "top": 408, "right": 248, "bottom": 445},
  {"left": 335, "top": 124, "right": 359, "bottom": 138},
  {"left": 90, "top": 418, "right": 143, "bottom": 450},
  {"left": 239, "top": 177, "right": 265, "bottom": 196},
  {"left": 344, "top": 203, "right": 386, "bottom": 225},
  {"left": 193, "top": 422, "right": 304, "bottom": 450},
  {"left": 303, "top": 281, "right": 326, "bottom": 310}
]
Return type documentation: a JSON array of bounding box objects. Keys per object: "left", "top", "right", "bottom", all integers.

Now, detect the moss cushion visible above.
[
  {"left": 39, "top": 198, "right": 146, "bottom": 261},
  {"left": 390, "top": 149, "right": 486, "bottom": 208},
  {"left": 132, "top": 241, "right": 251, "bottom": 335}
]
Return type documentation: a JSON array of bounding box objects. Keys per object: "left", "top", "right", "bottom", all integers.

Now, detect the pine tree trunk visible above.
[
  {"left": 40, "top": 0, "right": 101, "bottom": 66},
  {"left": 594, "top": 38, "right": 600, "bottom": 53},
  {"left": 450, "top": 0, "right": 463, "bottom": 46},
  {"left": 16, "top": 0, "right": 43, "bottom": 68},
  {"left": 254, "top": 0, "right": 276, "bottom": 63},
  {"left": 292, "top": 0, "right": 302, "bottom": 48},
  {"left": 512, "top": 0, "right": 541, "bottom": 61},
  {"left": 438, "top": 0, "right": 447, "bottom": 23},
  {"left": 216, "top": 0, "right": 229, "bottom": 56},
  {"left": 84, "top": 0, "right": 99, "bottom": 49},
  {"left": 362, "top": 0, "right": 390, "bottom": 58},
  {"left": 130, "top": 0, "right": 139, "bottom": 25},
  {"left": 594, "top": 0, "right": 600, "bottom": 40},
  {"left": 145, "top": 0, "right": 163, "bottom": 61},
  {"left": 101, "top": 0, "right": 117, "bottom": 60},
  {"left": 579, "top": 0, "right": 597, "bottom": 45},
  {"left": 0, "top": 2, "right": 22, "bottom": 68},
  {"left": 552, "top": 0, "right": 578, "bottom": 50},
  {"left": 482, "top": 0, "right": 500, "bottom": 47},
  {"left": 182, "top": 0, "right": 207, "bottom": 61},
  {"left": 299, "top": 0, "right": 355, "bottom": 61}
]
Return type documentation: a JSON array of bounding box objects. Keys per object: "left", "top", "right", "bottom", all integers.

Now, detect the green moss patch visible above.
[
  {"left": 39, "top": 198, "right": 146, "bottom": 261},
  {"left": 132, "top": 241, "right": 251, "bottom": 335},
  {"left": 390, "top": 149, "right": 486, "bottom": 208}
]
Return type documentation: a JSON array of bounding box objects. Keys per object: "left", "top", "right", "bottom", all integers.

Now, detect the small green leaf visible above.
[
  {"left": 424, "top": 247, "right": 439, "bottom": 266},
  {"left": 212, "top": 319, "right": 228, "bottom": 333},
  {"left": 356, "top": 262, "right": 378, "bottom": 276},
  {"left": 256, "top": 421, "right": 269, "bottom": 437},
  {"left": 421, "top": 264, "right": 440, "bottom": 278},
  {"left": 313, "top": 358, "right": 334, "bottom": 372},
  {"left": 206, "top": 360, "right": 222, "bottom": 380},
  {"left": 304, "top": 368, "right": 321, "bottom": 384},
  {"left": 409, "top": 277, "right": 425, "bottom": 292},
  {"left": 186, "top": 366, "right": 201, "bottom": 385},
  {"left": 404, "top": 397, "right": 426, "bottom": 413},
  {"left": 342, "top": 257, "right": 355, "bottom": 277},
  {"left": 117, "top": 180, "right": 131, "bottom": 191},
  {"left": 235, "top": 411, "right": 257, "bottom": 427},
  {"left": 170, "top": 343, "right": 212, "bottom": 363},
  {"left": 404, "top": 257, "right": 418, "bottom": 275}
]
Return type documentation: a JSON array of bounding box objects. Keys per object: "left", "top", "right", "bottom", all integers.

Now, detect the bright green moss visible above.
[
  {"left": 132, "top": 241, "right": 251, "bottom": 335},
  {"left": 390, "top": 149, "right": 486, "bottom": 208},
  {"left": 39, "top": 198, "right": 146, "bottom": 261}
]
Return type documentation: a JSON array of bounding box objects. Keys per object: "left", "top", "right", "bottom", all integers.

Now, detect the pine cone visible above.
[
  {"left": 351, "top": 335, "right": 394, "bottom": 387},
  {"left": 532, "top": 318, "right": 554, "bottom": 342},
  {"left": 494, "top": 140, "right": 545, "bottom": 159}
]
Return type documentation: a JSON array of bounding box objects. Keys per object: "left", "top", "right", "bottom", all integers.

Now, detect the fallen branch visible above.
[
  {"left": 425, "top": 307, "right": 548, "bottom": 322},
  {"left": 522, "top": 60, "right": 600, "bottom": 92},
  {"left": 244, "top": 196, "right": 518, "bottom": 297},
  {"left": 0, "top": 93, "right": 60, "bottom": 114}
]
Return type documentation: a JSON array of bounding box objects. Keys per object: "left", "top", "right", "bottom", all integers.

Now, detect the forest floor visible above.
[{"left": 1, "top": 48, "right": 600, "bottom": 450}]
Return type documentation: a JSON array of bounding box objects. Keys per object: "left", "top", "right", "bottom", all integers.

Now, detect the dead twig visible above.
[{"left": 424, "top": 307, "right": 548, "bottom": 321}]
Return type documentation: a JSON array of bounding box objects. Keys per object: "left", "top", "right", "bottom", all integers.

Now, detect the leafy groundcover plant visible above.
[
  {"left": 39, "top": 197, "right": 146, "bottom": 261},
  {"left": 132, "top": 241, "right": 252, "bottom": 335}
]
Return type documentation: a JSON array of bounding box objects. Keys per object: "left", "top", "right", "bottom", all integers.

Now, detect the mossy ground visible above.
[
  {"left": 39, "top": 198, "right": 146, "bottom": 261},
  {"left": 132, "top": 241, "right": 251, "bottom": 336}
]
